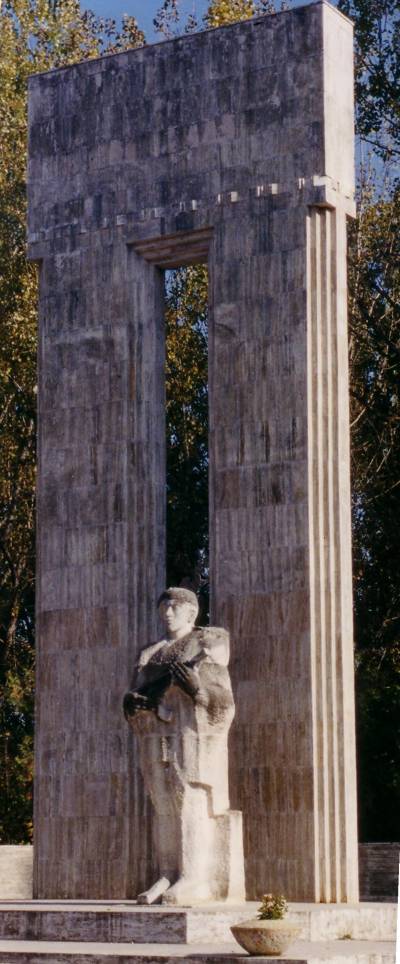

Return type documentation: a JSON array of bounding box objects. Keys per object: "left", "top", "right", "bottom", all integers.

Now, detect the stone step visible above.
[
  {"left": 0, "top": 902, "right": 397, "bottom": 946},
  {"left": 0, "top": 904, "right": 187, "bottom": 945},
  {"left": 0, "top": 939, "right": 396, "bottom": 964}
]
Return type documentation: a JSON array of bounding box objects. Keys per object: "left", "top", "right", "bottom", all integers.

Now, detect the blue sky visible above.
[{"left": 82, "top": 0, "right": 313, "bottom": 43}]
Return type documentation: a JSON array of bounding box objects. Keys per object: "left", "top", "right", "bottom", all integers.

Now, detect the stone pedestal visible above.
[
  {"left": 28, "top": 2, "right": 358, "bottom": 901},
  {"left": 0, "top": 902, "right": 396, "bottom": 964},
  {"left": 0, "top": 901, "right": 397, "bottom": 943}
]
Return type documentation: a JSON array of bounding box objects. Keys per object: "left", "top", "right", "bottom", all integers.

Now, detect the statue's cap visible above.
[{"left": 157, "top": 587, "right": 199, "bottom": 610}]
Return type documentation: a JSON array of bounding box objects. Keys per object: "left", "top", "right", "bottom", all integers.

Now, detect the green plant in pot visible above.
[{"left": 231, "top": 894, "right": 300, "bottom": 956}]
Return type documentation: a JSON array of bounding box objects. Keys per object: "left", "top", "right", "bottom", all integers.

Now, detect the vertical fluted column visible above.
[{"left": 307, "top": 205, "right": 359, "bottom": 901}]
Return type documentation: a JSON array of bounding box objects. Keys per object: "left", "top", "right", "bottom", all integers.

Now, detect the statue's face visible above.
[{"left": 159, "top": 599, "right": 197, "bottom": 638}]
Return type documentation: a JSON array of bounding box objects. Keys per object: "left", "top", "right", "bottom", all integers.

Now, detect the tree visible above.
[
  {"left": 0, "top": 0, "right": 144, "bottom": 843},
  {"left": 336, "top": 0, "right": 400, "bottom": 841},
  {"left": 348, "top": 184, "right": 400, "bottom": 839},
  {"left": 165, "top": 267, "right": 209, "bottom": 610},
  {"left": 337, "top": 0, "right": 400, "bottom": 159},
  {"left": 204, "top": 0, "right": 279, "bottom": 28},
  {"left": 153, "top": 0, "right": 283, "bottom": 36},
  {"left": 204, "top": 0, "right": 258, "bottom": 27}
]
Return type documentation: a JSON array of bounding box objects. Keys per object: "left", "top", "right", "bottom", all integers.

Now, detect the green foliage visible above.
[
  {"left": 356, "top": 646, "right": 400, "bottom": 839},
  {"left": 348, "top": 184, "right": 400, "bottom": 839},
  {"left": 0, "top": 660, "right": 34, "bottom": 842},
  {"left": 154, "top": 0, "right": 284, "bottom": 36},
  {"left": 257, "top": 894, "right": 287, "bottom": 920},
  {"left": 334, "top": 0, "right": 400, "bottom": 841},
  {"left": 349, "top": 188, "right": 400, "bottom": 654},
  {"left": 337, "top": 0, "right": 400, "bottom": 158},
  {"left": 165, "top": 267, "right": 209, "bottom": 612},
  {"left": 0, "top": 0, "right": 144, "bottom": 843},
  {"left": 153, "top": 0, "right": 182, "bottom": 37},
  {"left": 204, "top": 0, "right": 256, "bottom": 26},
  {"left": 204, "top": 0, "right": 284, "bottom": 28}
]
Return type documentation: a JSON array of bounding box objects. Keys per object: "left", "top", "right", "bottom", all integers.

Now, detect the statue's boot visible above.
[
  {"left": 161, "top": 876, "right": 212, "bottom": 905},
  {"left": 137, "top": 876, "right": 171, "bottom": 904}
]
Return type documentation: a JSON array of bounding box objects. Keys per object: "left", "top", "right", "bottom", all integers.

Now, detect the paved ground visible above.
[{"left": 0, "top": 937, "right": 395, "bottom": 963}]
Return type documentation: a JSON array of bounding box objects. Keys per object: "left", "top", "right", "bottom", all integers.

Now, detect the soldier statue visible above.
[{"left": 123, "top": 587, "right": 244, "bottom": 905}]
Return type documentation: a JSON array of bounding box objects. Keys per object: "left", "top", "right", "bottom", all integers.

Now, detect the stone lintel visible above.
[{"left": 130, "top": 228, "right": 213, "bottom": 269}]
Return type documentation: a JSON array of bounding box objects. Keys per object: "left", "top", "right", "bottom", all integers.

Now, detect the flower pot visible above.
[{"left": 230, "top": 917, "right": 300, "bottom": 956}]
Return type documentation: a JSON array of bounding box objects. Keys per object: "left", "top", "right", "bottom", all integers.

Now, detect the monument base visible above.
[
  {"left": 0, "top": 901, "right": 396, "bottom": 942},
  {"left": 0, "top": 937, "right": 395, "bottom": 964}
]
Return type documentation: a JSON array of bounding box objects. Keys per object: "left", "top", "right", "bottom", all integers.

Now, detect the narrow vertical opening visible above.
[{"left": 164, "top": 265, "right": 209, "bottom": 621}]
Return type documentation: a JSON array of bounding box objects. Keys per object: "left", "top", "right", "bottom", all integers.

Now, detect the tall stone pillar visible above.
[
  {"left": 28, "top": 1, "right": 358, "bottom": 900},
  {"left": 33, "top": 242, "right": 165, "bottom": 896},
  {"left": 209, "top": 190, "right": 358, "bottom": 901}
]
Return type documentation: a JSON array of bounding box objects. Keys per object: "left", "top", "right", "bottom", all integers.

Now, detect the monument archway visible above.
[{"left": 28, "top": 0, "right": 359, "bottom": 901}]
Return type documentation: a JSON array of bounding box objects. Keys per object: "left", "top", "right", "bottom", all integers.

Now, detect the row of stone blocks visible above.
[
  {"left": 0, "top": 942, "right": 396, "bottom": 964},
  {"left": 0, "top": 902, "right": 397, "bottom": 943},
  {"left": 0, "top": 902, "right": 396, "bottom": 964}
]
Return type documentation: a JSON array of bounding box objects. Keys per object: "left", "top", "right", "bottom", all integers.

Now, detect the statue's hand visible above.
[
  {"left": 123, "top": 691, "right": 155, "bottom": 719},
  {"left": 171, "top": 660, "right": 204, "bottom": 702}
]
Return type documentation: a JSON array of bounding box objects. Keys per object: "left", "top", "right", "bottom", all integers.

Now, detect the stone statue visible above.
[{"left": 123, "top": 587, "right": 245, "bottom": 905}]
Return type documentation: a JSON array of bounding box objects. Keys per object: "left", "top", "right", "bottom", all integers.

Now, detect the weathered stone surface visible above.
[
  {"left": 124, "top": 590, "right": 245, "bottom": 905},
  {"left": 0, "top": 904, "right": 188, "bottom": 944},
  {"left": 0, "top": 902, "right": 397, "bottom": 945},
  {"left": 28, "top": 2, "right": 357, "bottom": 902},
  {"left": 0, "top": 938, "right": 396, "bottom": 964},
  {"left": 0, "top": 848, "right": 33, "bottom": 900},
  {"left": 2, "top": 846, "right": 392, "bottom": 906}
]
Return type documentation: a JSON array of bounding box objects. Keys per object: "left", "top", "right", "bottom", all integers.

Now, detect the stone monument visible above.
[
  {"left": 123, "top": 587, "right": 245, "bottom": 905},
  {"left": 28, "top": 1, "right": 359, "bottom": 902}
]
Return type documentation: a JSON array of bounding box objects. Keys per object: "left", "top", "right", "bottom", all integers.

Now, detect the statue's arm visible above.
[
  {"left": 170, "top": 660, "right": 204, "bottom": 701},
  {"left": 171, "top": 658, "right": 234, "bottom": 718},
  {"left": 123, "top": 689, "right": 157, "bottom": 719},
  {"left": 123, "top": 644, "right": 163, "bottom": 719},
  {"left": 199, "top": 662, "right": 235, "bottom": 719}
]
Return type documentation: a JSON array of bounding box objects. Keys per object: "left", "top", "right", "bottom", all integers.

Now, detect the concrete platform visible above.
[
  {"left": 0, "top": 903, "right": 396, "bottom": 945},
  {"left": 0, "top": 938, "right": 395, "bottom": 964}
]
